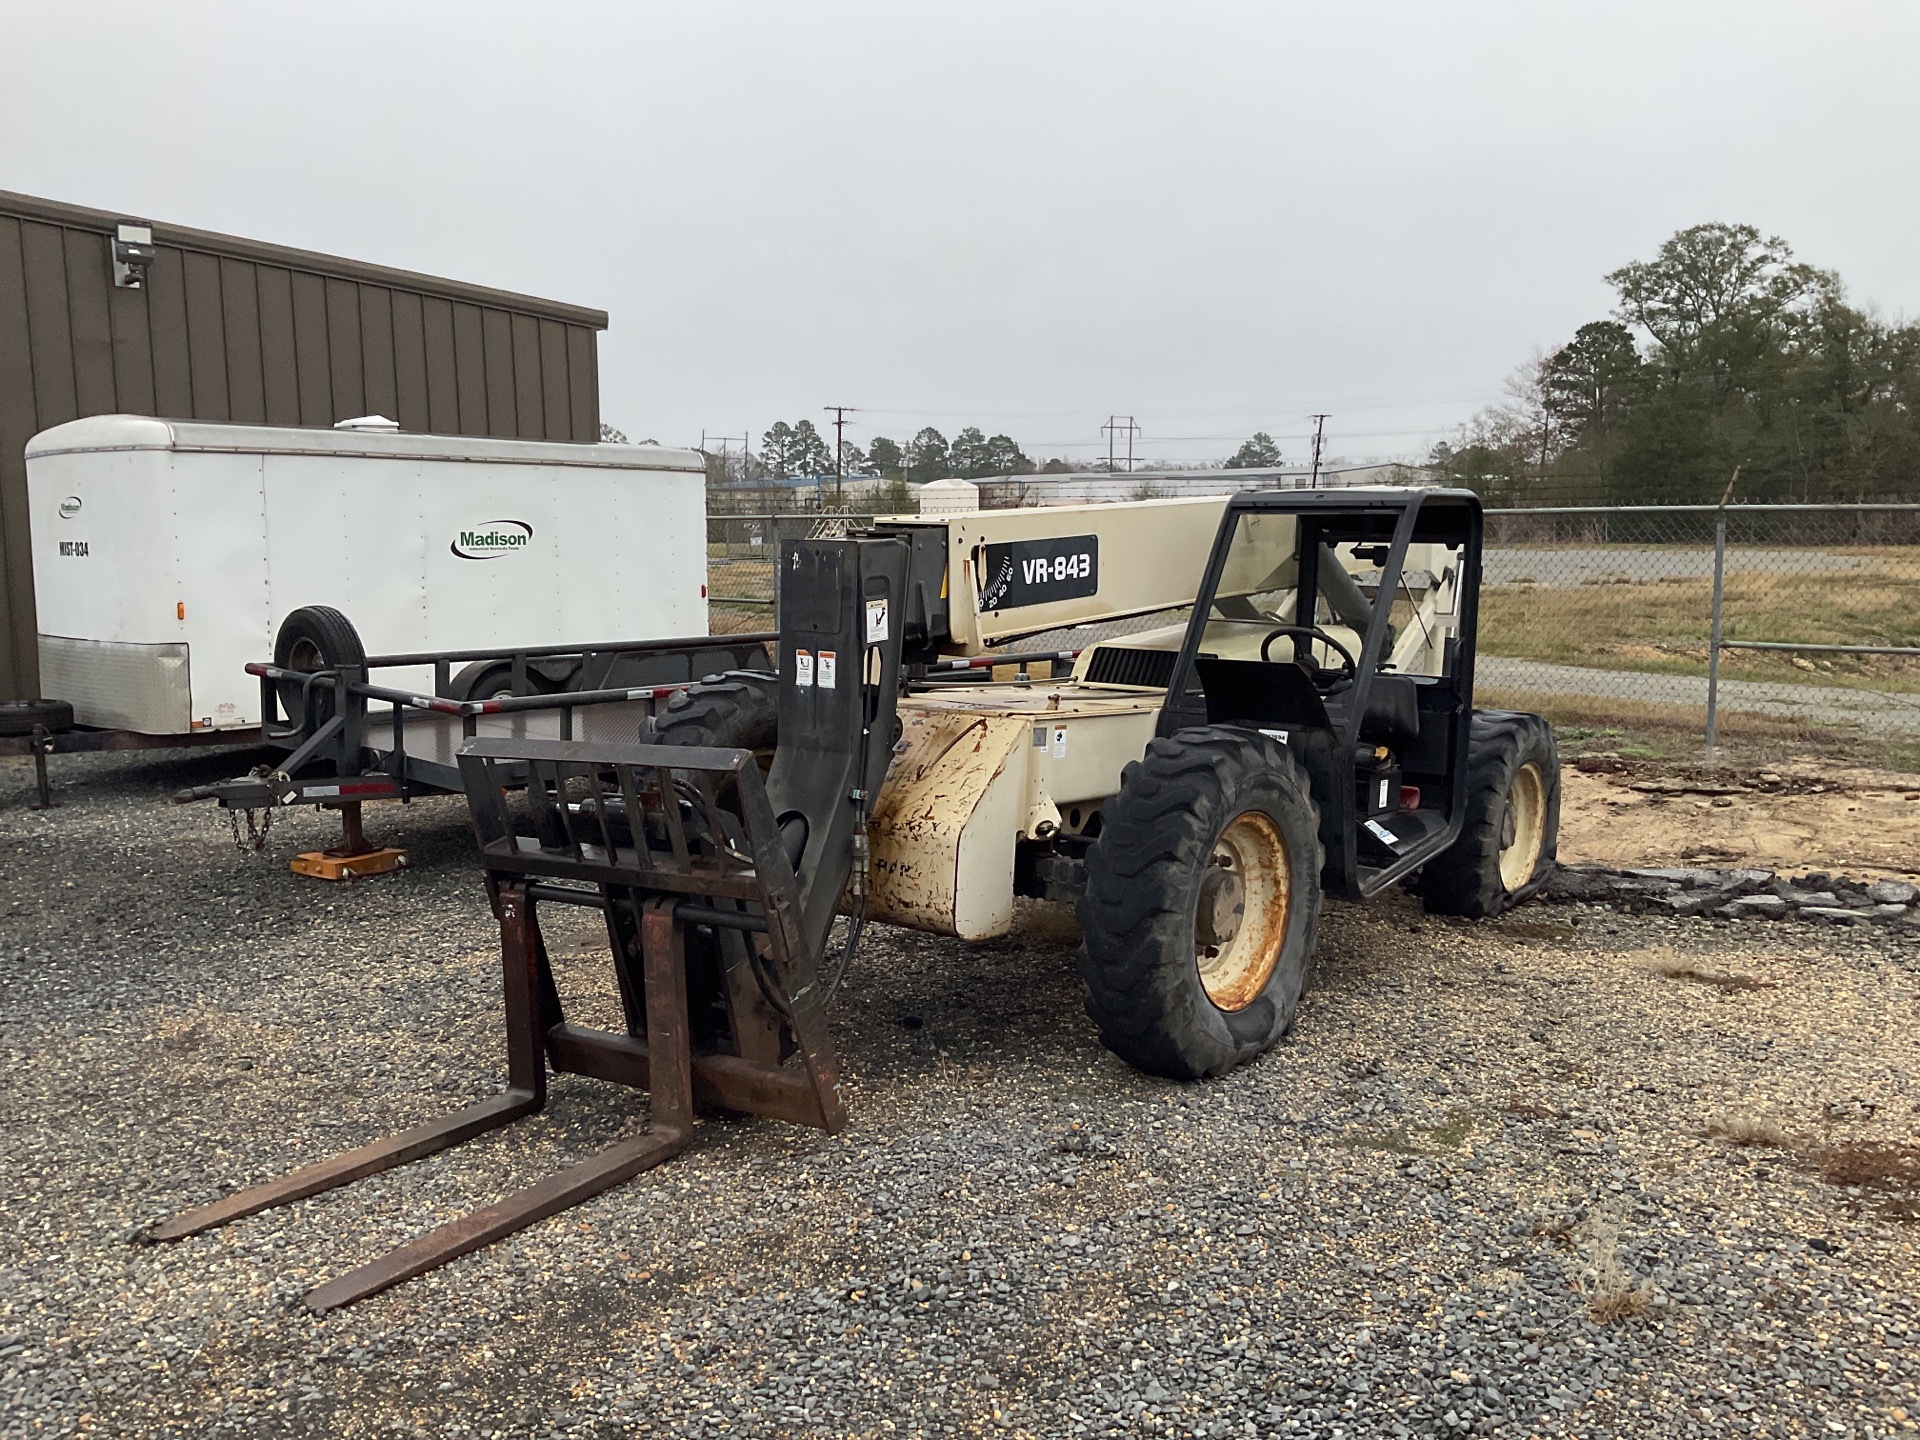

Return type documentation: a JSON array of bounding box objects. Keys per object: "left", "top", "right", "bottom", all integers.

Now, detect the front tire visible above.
[
  {"left": 1419, "top": 710, "right": 1560, "bottom": 918},
  {"left": 1077, "top": 727, "right": 1324, "bottom": 1080}
]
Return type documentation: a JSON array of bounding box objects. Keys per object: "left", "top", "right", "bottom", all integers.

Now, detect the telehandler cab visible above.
[{"left": 145, "top": 486, "right": 1558, "bottom": 1308}]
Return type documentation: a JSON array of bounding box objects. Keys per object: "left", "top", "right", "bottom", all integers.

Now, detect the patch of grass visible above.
[
  {"left": 1706, "top": 1114, "right": 1792, "bottom": 1148},
  {"left": 1342, "top": 1106, "right": 1476, "bottom": 1155}
]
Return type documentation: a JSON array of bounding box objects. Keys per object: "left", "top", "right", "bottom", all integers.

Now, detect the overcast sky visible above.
[{"left": 4, "top": 1, "right": 1916, "bottom": 467}]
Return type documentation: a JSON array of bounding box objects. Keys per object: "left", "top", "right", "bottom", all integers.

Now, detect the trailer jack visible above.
[
  {"left": 141, "top": 738, "right": 846, "bottom": 1310},
  {"left": 288, "top": 801, "right": 410, "bottom": 881}
]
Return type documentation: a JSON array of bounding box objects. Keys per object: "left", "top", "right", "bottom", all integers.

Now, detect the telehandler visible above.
[{"left": 145, "top": 485, "right": 1557, "bottom": 1307}]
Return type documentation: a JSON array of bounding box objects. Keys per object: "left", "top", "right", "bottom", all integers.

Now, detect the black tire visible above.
[
  {"left": 444, "top": 660, "right": 559, "bottom": 703},
  {"left": 1077, "top": 726, "right": 1324, "bottom": 1080},
  {"left": 272, "top": 606, "right": 366, "bottom": 726},
  {"left": 1419, "top": 710, "right": 1561, "bottom": 918},
  {"left": 0, "top": 698, "right": 73, "bottom": 737},
  {"left": 648, "top": 671, "right": 779, "bottom": 754}
]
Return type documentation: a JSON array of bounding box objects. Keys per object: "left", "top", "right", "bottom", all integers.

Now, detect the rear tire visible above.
[
  {"left": 1077, "top": 726, "right": 1323, "bottom": 1080},
  {"left": 1419, "top": 710, "right": 1560, "bottom": 918},
  {"left": 0, "top": 698, "right": 73, "bottom": 736},
  {"left": 272, "top": 606, "right": 365, "bottom": 726}
]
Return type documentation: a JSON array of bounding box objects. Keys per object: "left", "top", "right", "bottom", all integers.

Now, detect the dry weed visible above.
[
  {"left": 1575, "top": 1217, "right": 1657, "bottom": 1324},
  {"left": 1706, "top": 1114, "right": 1793, "bottom": 1148}
]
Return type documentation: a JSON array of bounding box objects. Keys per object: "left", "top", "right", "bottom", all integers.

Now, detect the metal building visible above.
[{"left": 0, "top": 188, "right": 608, "bottom": 700}]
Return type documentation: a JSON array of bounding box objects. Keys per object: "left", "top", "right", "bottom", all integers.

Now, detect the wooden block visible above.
[{"left": 289, "top": 848, "right": 410, "bottom": 881}]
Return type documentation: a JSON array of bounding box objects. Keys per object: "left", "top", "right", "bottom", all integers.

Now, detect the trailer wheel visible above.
[
  {"left": 272, "top": 606, "right": 366, "bottom": 726},
  {"left": 1077, "top": 726, "right": 1323, "bottom": 1080},
  {"left": 1419, "top": 710, "right": 1560, "bottom": 918},
  {"left": 0, "top": 699, "right": 73, "bottom": 737},
  {"left": 444, "top": 660, "right": 559, "bottom": 702}
]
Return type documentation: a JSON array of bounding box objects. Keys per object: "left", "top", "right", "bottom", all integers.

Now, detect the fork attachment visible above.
[{"left": 142, "top": 738, "right": 845, "bottom": 1311}]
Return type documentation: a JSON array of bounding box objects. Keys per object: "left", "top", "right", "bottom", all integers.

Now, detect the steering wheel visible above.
[{"left": 1260, "top": 625, "right": 1358, "bottom": 683}]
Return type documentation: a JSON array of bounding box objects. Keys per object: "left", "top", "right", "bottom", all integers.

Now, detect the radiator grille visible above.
[{"left": 1083, "top": 645, "right": 1177, "bottom": 689}]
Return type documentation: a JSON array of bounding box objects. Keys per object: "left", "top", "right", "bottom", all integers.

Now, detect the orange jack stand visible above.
[{"left": 289, "top": 801, "right": 409, "bottom": 881}]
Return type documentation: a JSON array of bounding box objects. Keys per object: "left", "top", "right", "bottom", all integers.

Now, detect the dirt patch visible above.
[
  {"left": 1653, "top": 963, "right": 1774, "bottom": 993},
  {"left": 1558, "top": 761, "right": 1920, "bottom": 879}
]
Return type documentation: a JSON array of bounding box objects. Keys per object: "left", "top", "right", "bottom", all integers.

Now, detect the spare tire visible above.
[
  {"left": 272, "top": 606, "right": 366, "bottom": 726},
  {"left": 0, "top": 698, "right": 74, "bottom": 737}
]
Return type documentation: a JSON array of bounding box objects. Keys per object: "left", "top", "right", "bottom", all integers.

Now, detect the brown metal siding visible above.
[
  {"left": 255, "top": 267, "right": 298, "bottom": 425},
  {"left": 221, "top": 259, "right": 266, "bottom": 425},
  {"left": 0, "top": 188, "right": 606, "bottom": 700},
  {"left": 0, "top": 219, "right": 40, "bottom": 695},
  {"left": 390, "top": 289, "right": 428, "bottom": 433}
]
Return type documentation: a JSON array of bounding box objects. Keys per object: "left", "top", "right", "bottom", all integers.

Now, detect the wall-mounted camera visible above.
[{"left": 112, "top": 221, "right": 155, "bottom": 289}]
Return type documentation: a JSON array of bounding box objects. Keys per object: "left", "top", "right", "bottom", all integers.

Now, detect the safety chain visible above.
[
  {"left": 229, "top": 805, "right": 274, "bottom": 854},
  {"left": 224, "top": 765, "right": 289, "bottom": 854}
]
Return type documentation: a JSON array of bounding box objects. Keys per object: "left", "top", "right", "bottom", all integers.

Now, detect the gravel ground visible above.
[{"left": 3, "top": 749, "right": 1919, "bottom": 1439}]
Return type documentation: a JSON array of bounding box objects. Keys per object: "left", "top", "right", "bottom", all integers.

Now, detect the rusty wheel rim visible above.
[
  {"left": 1194, "top": 810, "right": 1291, "bottom": 1012},
  {"left": 286, "top": 637, "right": 326, "bottom": 677},
  {"left": 1499, "top": 761, "right": 1547, "bottom": 892}
]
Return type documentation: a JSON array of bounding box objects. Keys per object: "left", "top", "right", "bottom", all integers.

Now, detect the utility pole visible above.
[
  {"left": 1101, "top": 415, "right": 1140, "bottom": 474},
  {"left": 1308, "top": 414, "right": 1329, "bottom": 486},
  {"left": 825, "top": 405, "right": 855, "bottom": 508}
]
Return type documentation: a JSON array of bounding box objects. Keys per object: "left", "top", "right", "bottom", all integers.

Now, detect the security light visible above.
[{"left": 112, "top": 221, "right": 154, "bottom": 289}]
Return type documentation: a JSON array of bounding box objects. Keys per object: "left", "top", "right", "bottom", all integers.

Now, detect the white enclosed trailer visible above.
[{"left": 25, "top": 416, "right": 708, "bottom": 737}]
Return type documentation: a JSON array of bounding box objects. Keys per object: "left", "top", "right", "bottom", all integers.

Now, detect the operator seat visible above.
[{"left": 1319, "top": 673, "right": 1420, "bottom": 751}]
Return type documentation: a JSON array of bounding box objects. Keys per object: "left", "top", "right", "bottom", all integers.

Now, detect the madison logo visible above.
[
  {"left": 58, "top": 496, "right": 81, "bottom": 519},
  {"left": 451, "top": 519, "right": 534, "bottom": 560}
]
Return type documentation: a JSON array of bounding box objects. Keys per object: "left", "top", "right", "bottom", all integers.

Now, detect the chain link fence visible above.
[
  {"left": 1480, "top": 504, "right": 1920, "bottom": 746},
  {"left": 706, "top": 504, "right": 1920, "bottom": 749}
]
